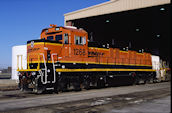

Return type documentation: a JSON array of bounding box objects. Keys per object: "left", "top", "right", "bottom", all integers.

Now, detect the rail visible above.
[
  {"left": 27, "top": 53, "right": 42, "bottom": 70},
  {"left": 17, "top": 54, "right": 41, "bottom": 71},
  {"left": 51, "top": 53, "right": 58, "bottom": 83}
]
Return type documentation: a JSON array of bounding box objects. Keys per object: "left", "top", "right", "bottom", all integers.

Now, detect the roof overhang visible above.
[{"left": 64, "top": 0, "right": 170, "bottom": 22}]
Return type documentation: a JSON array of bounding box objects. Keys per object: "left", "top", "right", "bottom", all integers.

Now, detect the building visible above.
[
  {"left": 12, "top": 45, "right": 27, "bottom": 80},
  {"left": 64, "top": 0, "right": 171, "bottom": 62}
]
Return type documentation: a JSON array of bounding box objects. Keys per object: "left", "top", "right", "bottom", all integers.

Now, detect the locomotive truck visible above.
[{"left": 17, "top": 24, "right": 170, "bottom": 93}]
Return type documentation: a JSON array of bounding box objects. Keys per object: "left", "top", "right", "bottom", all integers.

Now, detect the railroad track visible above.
[
  {"left": 0, "top": 82, "right": 170, "bottom": 112},
  {"left": 0, "top": 81, "right": 169, "bottom": 101},
  {"left": 1, "top": 85, "right": 170, "bottom": 113}
]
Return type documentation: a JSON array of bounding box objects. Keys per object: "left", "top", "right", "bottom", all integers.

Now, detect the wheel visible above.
[
  {"left": 60, "top": 82, "right": 68, "bottom": 92},
  {"left": 58, "top": 76, "right": 68, "bottom": 92},
  {"left": 97, "top": 79, "right": 105, "bottom": 88},
  {"left": 73, "top": 82, "right": 81, "bottom": 91},
  {"left": 143, "top": 79, "right": 148, "bottom": 84},
  {"left": 132, "top": 76, "right": 139, "bottom": 85},
  {"left": 83, "top": 77, "right": 90, "bottom": 90},
  {"left": 34, "top": 86, "right": 45, "bottom": 94},
  {"left": 53, "top": 83, "right": 59, "bottom": 94}
]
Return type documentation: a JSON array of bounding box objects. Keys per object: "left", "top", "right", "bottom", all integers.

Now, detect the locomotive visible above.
[{"left": 17, "top": 24, "right": 168, "bottom": 93}]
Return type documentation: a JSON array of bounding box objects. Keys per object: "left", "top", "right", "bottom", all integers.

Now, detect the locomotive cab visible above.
[{"left": 27, "top": 24, "right": 88, "bottom": 67}]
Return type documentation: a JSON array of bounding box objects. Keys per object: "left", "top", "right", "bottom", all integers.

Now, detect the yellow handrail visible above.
[
  {"left": 37, "top": 54, "right": 40, "bottom": 70},
  {"left": 27, "top": 53, "right": 42, "bottom": 70},
  {"left": 27, "top": 53, "right": 30, "bottom": 69}
]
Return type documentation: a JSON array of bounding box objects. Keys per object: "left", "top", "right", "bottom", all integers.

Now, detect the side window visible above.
[
  {"left": 83, "top": 37, "right": 86, "bottom": 44},
  {"left": 75, "top": 36, "right": 80, "bottom": 45},
  {"left": 75, "top": 36, "right": 86, "bottom": 45},
  {"left": 47, "top": 36, "right": 54, "bottom": 40},
  {"left": 64, "top": 33, "right": 69, "bottom": 44},
  {"left": 55, "top": 35, "right": 62, "bottom": 42}
]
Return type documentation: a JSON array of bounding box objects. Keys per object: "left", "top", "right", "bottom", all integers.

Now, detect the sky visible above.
[{"left": 0, "top": 0, "right": 108, "bottom": 68}]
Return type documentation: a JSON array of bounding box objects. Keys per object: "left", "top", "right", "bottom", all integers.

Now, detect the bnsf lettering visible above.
[
  {"left": 88, "top": 51, "right": 104, "bottom": 57},
  {"left": 74, "top": 49, "right": 86, "bottom": 55},
  {"left": 28, "top": 48, "right": 40, "bottom": 53}
]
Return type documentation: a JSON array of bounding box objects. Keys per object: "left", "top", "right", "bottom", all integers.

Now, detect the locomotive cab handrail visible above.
[
  {"left": 17, "top": 53, "right": 44, "bottom": 71},
  {"left": 51, "top": 53, "right": 58, "bottom": 83},
  {"left": 27, "top": 53, "right": 42, "bottom": 70}
]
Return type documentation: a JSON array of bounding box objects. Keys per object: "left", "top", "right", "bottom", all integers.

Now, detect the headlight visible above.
[
  {"left": 100, "top": 77, "right": 103, "bottom": 80},
  {"left": 62, "top": 65, "right": 65, "bottom": 69}
]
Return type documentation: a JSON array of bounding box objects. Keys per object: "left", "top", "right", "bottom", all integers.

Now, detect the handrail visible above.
[
  {"left": 51, "top": 53, "right": 58, "bottom": 83},
  {"left": 37, "top": 54, "right": 40, "bottom": 70},
  {"left": 26, "top": 53, "right": 47, "bottom": 84},
  {"left": 40, "top": 53, "right": 47, "bottom": 84},
  {"left": 27, "top": 53, "right": 41, "bottom": 70}
]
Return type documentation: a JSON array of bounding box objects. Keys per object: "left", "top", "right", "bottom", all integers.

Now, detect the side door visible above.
[{"left": 63, "top": 33, "right": 70, "bottom": 58}]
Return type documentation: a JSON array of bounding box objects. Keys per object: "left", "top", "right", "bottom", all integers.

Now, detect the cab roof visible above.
[{"left": 41, "top": 26, "right": 87, "bottom": 34}]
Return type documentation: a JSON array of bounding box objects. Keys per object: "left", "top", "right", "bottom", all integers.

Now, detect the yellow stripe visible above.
[
  {"left": 88, "top": 47, "right": 109, "bottom": 51},
  {"left": 136, "top": 53, "right": 144, "bottom": 55},
  {"left": 120, "top": 51, "right": 128, "bottom": 53},
  {"left": 17, "top": 69, "right": 40, "bottom": 72},
  {"left": 17, "top": 68, "right": 155, "bottom": 72},
  {"left": 28, "top": 61, "right": 53, "bottom": 63},
  {"left": 27, "top": 42, "right": 62, "bottom": 46},
  {"left": 44, "top": 43, "right": 62, "bottom": 46},
  {"left": 56, "top": 68, "right": 156, "bottom": 72}
]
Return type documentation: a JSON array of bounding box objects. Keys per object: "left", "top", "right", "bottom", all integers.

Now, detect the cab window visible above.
[
  {"left": 75, "top": 36, "right": 86, "bottom": 45},
  {"left": 75, "top": 36, "right": 80, "bottom": 45},
  {"left": 55, "top": 35, "right": 62, "bottom": 42},
  {"left": 64, "top": 33, "right": 69, "bottom": 44},
  {"left": 83, "top": 37, "right": 86, "bottom": 44},
  {"left": 47, "top": 36, "right": 54, "bottom": 40}
]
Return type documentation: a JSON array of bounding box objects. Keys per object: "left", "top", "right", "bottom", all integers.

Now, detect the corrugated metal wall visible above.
[{"left": 64, "top": 0, "right": 170, "bottom": 23}]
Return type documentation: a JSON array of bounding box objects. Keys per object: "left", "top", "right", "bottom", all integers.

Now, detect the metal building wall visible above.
[{"left": 64, "top": 0, "right": 170, "bottom": 24}]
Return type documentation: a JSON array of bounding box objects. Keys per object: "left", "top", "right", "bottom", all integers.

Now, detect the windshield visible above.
[
  {"left": 55, "top": 35, "right": 62, "bottom": 41},
  {"left": 47, "top": 36, "right": 54, "bottom": 40}
]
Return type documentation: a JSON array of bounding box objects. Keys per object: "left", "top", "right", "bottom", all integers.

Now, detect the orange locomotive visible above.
[{"left": 18, "top": 24, "right": 156, "bottom": 93}]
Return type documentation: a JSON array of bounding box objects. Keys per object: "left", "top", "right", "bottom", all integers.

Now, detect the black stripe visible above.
[
  {"left": 59, "top": 63, "right": 152, "bottom": 69},
  {"left": 28, "top": 62, "right": 152, "bottom": 70}
]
